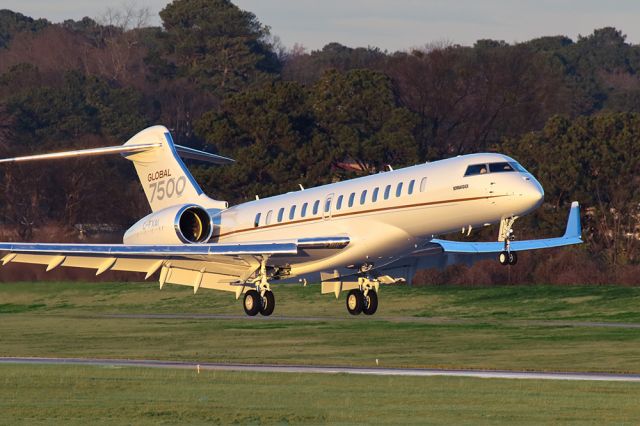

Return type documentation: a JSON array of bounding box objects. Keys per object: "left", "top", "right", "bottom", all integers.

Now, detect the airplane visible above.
[{"left": 0, "top": 125, "right": 582, "bottom": 316}]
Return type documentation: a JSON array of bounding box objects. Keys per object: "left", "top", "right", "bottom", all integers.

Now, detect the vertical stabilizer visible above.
[{"left": 123, "top": 126, "right": 226, "bottom": 211}]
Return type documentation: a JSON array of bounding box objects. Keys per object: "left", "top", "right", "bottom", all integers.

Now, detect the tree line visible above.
[{"left": 0, "top": 1, "right": 638, "bottom": 283}]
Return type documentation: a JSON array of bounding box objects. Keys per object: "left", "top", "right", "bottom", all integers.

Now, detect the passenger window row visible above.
[{"left": 254, "top": 176, "right": 428, "bottom": 227}]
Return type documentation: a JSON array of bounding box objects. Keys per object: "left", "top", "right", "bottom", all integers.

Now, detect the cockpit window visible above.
[
  {"left": 488, "top": 162, "right": 515, "bottom": 173},
  {"left": 465, "top": 161, "right": 529, "bottom": 177},
  {"left": 510, "top": 162, "right": 528, "bottom": 173},
  {"left": 464, "top": 164, "right": 488, "bottom": 176}
]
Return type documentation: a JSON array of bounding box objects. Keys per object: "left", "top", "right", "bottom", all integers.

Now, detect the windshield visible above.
[{"left": 464, "top": 161, "right": 529, "bottom": 177}]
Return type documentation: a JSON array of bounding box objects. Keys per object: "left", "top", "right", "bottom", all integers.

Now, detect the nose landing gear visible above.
[
  {"left": 498, "top": 216, "right": 518, "bottom": 266},
  {"left": 498, "top": 250, "right": 517, "bottom": 265}
]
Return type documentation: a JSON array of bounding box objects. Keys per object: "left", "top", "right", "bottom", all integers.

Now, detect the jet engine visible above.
[{"left": 123, "top": 204, "right": 213, "bottom": 245}]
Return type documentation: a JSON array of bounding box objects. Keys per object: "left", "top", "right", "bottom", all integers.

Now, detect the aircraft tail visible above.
[
  {"left": 0, "top": 125, "right": 233, "bottom": 212},
  {"left": 122, "top": 126, "right": 231, "bottom": 211}
]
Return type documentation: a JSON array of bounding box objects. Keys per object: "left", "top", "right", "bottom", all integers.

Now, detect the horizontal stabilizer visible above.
[
  {"left": 0, "top": 143, "right": 160, "bottom": 164},
  {"left": 431, "top": 202, "right": 583, "bottom": 254},
  {"left": 174, "top": 144, "right": 234, "bottom": 165},
  {"left": 0, "top": 142, "right": 234, "bottom": 166}
]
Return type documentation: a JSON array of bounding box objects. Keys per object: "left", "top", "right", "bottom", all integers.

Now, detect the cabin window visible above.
[
  {"left": 301, "top": 202, "right": 308, "bottom": 217},
  {"left": 360, "top": 190, "right": 368, "bottom": 205},
  {"left": 289, "top": 205, "right": 296, "bottom": 220},
  {"left": 277, "top": 208, "right": 284, "bottom": 222},
  {"left": 324, "top": 197, "right": 332, "bottom": 213},
  {"left": 254, "top": 212, "right": 261, "bottom": 228},
  {"left": 464, "top": 164, "right": 488, "bottom": 176},
  {"left": 384, "top": 185, "right": 391, "bottom": 200},
  {"left": 336, "top": 195, "right": 344, "bottom": 210},
  {"left": 489, "top": 162, "right": 515, "bottom": 173},
  {"left": 396, "top": 182, "right": 403, "bottom": 197},
  {"left": 420, "top": 177, "right": 427, "bottom": 192},
  {"left": 265, "top": 210, "right": 273, "bottom": 225},
  {"left": 372, "top": 187, "right": 379, "bottom": 202},
  {"left": 408, "top": 179, "right": 415, "bottom": 195},
  {"left": 348, "top": 192, "right": 355, "bottom": 207},
  {"left": 313, "top": 200, "right": 320, "bottom": 215}
]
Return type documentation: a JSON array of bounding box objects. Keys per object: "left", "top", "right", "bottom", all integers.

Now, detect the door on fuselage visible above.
[{"left": 322, "top": 193, "right": 334, "bottom": 220}]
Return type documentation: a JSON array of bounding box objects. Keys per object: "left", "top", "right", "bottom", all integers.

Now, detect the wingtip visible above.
[{"left": 564, "top": 201, "right": 582, "bottom": 239}]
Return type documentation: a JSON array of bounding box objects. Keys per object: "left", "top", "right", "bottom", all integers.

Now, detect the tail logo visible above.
[
  {"left": 149, "top": 175, "right": 187, "bottom": 202},
  {"left": 148, "top": 169, "right": 173, "bottom": 182}
]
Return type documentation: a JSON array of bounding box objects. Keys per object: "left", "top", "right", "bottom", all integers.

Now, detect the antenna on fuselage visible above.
[
  {"left": 255, "top": 195, "right": 260, "bottom": 200},
  {"left": 298, "top": 184, "right": 305, "bottom": 191},
  {"left": 386, "top": 165, "right": 394, "bottom": 171}
]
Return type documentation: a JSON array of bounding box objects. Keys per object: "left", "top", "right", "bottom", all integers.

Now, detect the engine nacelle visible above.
[{"left": 123, "top": 204, "right": 213, "bottom": 245}]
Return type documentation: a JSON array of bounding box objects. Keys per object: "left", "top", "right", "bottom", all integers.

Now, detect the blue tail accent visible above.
[
  {"left": 563, "top": 201, "right": 582, "bottom": 239},
  {"left": 164, "top": 132, "right": 204, "bottom": 196}
]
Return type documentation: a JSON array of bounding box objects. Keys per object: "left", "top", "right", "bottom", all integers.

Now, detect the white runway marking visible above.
[{"left": 1, "top": 357, "right": 640, "bottom": 382}]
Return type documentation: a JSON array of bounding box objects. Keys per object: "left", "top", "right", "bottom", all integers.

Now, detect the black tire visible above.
[
  {"left": 346, "top": 289, "right": 364, "bottom": 315},
  {"left": 259, "top": 290, "right": 275, "bottom": 316},
  {"left": 243, "top": 290, "right": 261, "bottom": 316},
  {"left": 498, "top": 251, "right": 509, "bottom": 265},
  {"left": 508, "top": 251, "right": 518, "bottom": 265},
  {"left": 363, "top": 290, "right": 378, "bottom": 315}
]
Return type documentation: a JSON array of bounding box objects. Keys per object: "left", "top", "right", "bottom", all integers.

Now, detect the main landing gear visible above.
[
  {"left": 243, "top": 289, "right": 275, "bottom": 316},
  {"left": 346, "top": 288, "right": 378, "bottom": 315},
  {"left": 242, "top": 255, "right": 276, "bottom": 317}
]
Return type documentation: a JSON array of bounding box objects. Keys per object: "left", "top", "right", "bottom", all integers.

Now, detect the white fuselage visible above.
[{"left": 209, "top": 153, "right": 544, "bottom": 277}]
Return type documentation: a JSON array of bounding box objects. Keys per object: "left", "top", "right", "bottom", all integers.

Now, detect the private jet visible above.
[{"left": 0, "top": 126, "right": 582, "bottom": 316}]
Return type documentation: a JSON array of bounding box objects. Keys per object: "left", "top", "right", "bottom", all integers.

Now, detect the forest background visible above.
[{"left": 0, "top": 0, "right": 638, "bottom": 284}]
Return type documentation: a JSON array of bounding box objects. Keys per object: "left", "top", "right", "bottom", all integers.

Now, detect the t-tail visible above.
[{"left": 0, "top": 125, "right": 233, "bottom": 212}]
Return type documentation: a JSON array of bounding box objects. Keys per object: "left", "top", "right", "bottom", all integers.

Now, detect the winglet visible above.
[{"left": 563, "top": 201, "right": 582, "bottom": 239}]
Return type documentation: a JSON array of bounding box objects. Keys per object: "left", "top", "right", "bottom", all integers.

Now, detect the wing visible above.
[
  {"left": 0, "top": 237, "right": 349, "bottom": 296},
  {"left": 430, "top": 201, "right": 582, "bottom": 253},
  {"left": 374, "top": 202, "right": 582, "bottom": 284}
]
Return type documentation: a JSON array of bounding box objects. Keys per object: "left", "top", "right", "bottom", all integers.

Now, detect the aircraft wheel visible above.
[
  {"left": 363, "top": 290, "right": 378, "bottom": 315},
  {"left": 259, "top": 290, "right": 275, "bottom": 316},
  {"left": 346, "top": 289, "right": 364, "bottom": 315},
  {"left": 498, "top": 251, "right": 509, "bottom": 265},
  {"left": 243, "top": 290, "right": 261, "bottom": 316},
  {"left": 508, "top": 251, "right": 518, "bottom": 265}
]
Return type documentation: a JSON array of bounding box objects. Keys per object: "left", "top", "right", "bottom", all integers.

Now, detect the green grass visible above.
[
  {"left": 2, "top": 282, "right": 640, "bottom": 424},
  {"left": 1, "top": 282, "right": 640, "bottom": 373},
  {"left": 1, "top": 364, "right": 639, "bottom": 425}
]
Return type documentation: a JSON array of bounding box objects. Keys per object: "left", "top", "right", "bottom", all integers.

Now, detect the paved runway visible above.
[{"left": 2, "top": 357, "right": 640, "bottom": 382}]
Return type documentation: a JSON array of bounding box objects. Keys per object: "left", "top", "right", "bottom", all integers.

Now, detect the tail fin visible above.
[
  {"left": 123, "top": 126, "right": 230, "bottom": 211},
  {"left": 0, "top": 125, "right": 232, "bottom": 212}
]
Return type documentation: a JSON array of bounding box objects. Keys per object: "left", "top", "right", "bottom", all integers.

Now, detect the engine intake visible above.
[
  {"left": 123, "top": 203, "right": 214, "bottom": 245},
  {"left": 175, "top": 205, "right": 212, "bottom": 243}
]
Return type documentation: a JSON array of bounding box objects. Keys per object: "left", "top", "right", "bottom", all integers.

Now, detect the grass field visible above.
[
  {"left": 2, "top": 281, "right": 640, "bottom": 424},
  {"left": 1, "top": 282, "right": 640, "bottom": 372},
  {"left": 1, "top": 364, "right": 639, "bottom": 425}
]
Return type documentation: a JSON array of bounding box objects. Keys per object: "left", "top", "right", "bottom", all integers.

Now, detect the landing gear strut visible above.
[
  {"left": 242, "top": 256, "right": 276, "bottom": 316},
  {"left": 498, "top": 216, "right": 518, "bottom": 266}
]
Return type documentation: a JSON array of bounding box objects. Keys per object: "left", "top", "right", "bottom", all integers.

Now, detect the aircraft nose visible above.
[{"left": 525, "top": 176, "right": 544, "bottom": 209}]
